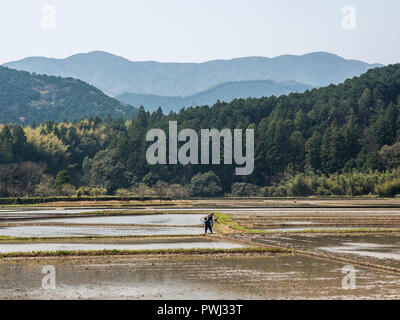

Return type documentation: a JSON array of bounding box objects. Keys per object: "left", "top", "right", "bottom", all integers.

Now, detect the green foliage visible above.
[
  {"left": 0, "top": 195, "right": 170, "bottom": 205},
  {"left": 230, "top": 183, "right": 263, "bottom": 197},
  {"left": 76, "top": 186, "right": 107, "bottom": 197},
  {"left": 270, "top": 169, "right": 400, "bottom": 198},
  {"left": 60, "top": 184, "right": 77, "bottom": 196},
  {"left": 1, "top": 64, "right": 400, "bottom": 197},
  {"left": 81, "top": 149, "right": 127, "bottom": 193},
  {"left": 214, "top": 213, "right": 248, "bottom": 232},
  {"left": 54, "top": 170, "right": 71, "bottom": 192},
  {"left": 287, "top": 174, "right": 313, "bottom": 197},
  {"left": 374, "top": 179, "right": 400, "bottom": 197},
  {"left": 0, "top": 125, "right": 31, "bottom": 164},
  {"left": 34, "top": 174, "right": 58, "bottom": 197},
  {"left": 379, "top": 142, "right": 400, "bottom": 170},
  {"left": 114, "top": 188, "right": 132, "bottom": 200},
  {"left": 190, "top": 171, "right": 222, "bottom": 197},
  {"left": 0, "top": 66, "right": 138, "bottom": 124},
  {"left": 111, "top": 64, "right": 400, "bottom": 193}
]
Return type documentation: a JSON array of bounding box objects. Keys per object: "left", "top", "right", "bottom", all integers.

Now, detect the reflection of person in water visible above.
[{"left": 204, "top": 213, "right": 218, "bottom": 234}]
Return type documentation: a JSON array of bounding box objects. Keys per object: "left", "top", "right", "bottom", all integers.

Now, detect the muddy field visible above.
[
  {"left": 1, "top": 254, "right": 400, "bottom": 300},
  {"left": 1, "top": 199, "right": 400, "bottom": 300}
]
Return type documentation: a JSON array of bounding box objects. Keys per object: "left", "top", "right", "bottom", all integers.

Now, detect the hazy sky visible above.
[{"left": 0, "top": 0, "right": 399, "bottom": 65}]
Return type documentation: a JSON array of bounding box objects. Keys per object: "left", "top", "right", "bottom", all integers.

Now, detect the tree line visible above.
[{"left": 1, "top": 64, "right": 400, "bottom": 197}]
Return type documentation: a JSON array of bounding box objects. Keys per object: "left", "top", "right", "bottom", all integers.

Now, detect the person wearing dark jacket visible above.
[{"left": 204, "top": 213, "right": 217, "bottom": 234}]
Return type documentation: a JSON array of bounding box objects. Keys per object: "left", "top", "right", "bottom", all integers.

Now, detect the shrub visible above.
[
  {"left": 190, "top": 172, "right": 222, "bottom": 197},
  {"left": 61, "top": 184, "right": 76, "bottom": 196},
  {"left": 375, "top": 179, "right": 400, "bottom": 197},
  {"left": 287, "top": 174, "right": 313, "bottom": 197},
  {"left": 77, "top": 186, "right": 107, "bottom": 197},
  {"left": 34, "top": 174, "right": 58, "bottom": 197},
  {"left": 231, "top": 183, "right": 262, "bottom": 197}
]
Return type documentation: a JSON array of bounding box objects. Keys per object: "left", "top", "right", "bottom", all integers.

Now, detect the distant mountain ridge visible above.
[
  {"left": 116, "top": 80, "right": 312, "bottom": 113},
  {"left": 3, "top": 51, "right": 382, "bottom": 97},
  {"left": 0, "top": 66, "right": 137, "bottom": 124}
]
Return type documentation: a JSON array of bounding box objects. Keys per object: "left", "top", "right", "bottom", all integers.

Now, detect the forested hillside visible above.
[
  {"left": 0, "top": 67, "right": 138, "bottom": 124},
  {"left": 109, "top": 64, "right": 400, "bottom": 194},
  {"left": 1, "top": 64, "right": 400, "bottom": 198}
]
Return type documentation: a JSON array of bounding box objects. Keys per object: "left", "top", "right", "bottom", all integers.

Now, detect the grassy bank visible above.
[
  {"left": 0, "top": 234, "right": 205, "bottom": 243},
  {"left": 0, "top": 247, "right": 292, "bottom": 258},
  {"left": 0, "top": 196, "right": 172, "bottom": 205},
  {"left": 214, "top": 213, "right": 400, "bottom": 235},
  {"left": 215, "top": 213, "right": 248, "bottom": 232},
  {"left": 2, "top": 197, "right": 400, "bottom": 210}
]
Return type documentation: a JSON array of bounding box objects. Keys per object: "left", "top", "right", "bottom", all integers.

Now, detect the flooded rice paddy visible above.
[
  {"left": 0, "top": 225, "right": 204, "bottom": 237},
  {"left": 253, "top": 227, "right": 383, "bottom": 232},
  {"left": 17, "top": 214, "right": 205, "bottom": 226},
  {"left": 0, "top": 240, "right": 246, "bottom": 253},
  {"left": 1, "top": 254, "right": 399, "bottom": 299},
  {"left": 0, "top": 211, "right": 206, "bottom": 237},
  {"left": 230, "top": 233, "right": 400, "bottom": 271},
  {"left": 2, "top": 204, "right": 400, "bottom": 299},
  {"left": 0, "top": 208, "right": 123, "bottom": 220},
  {"left": 320, "top": 242, "right": 400, "bottom": 261}
]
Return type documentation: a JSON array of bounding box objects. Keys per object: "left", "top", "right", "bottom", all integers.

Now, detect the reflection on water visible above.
[
  {"left": 0, "top": 241, "right": 246, "bottom": 253},
  {"left": 1, "top": 254, "right": 400, "bottom": 299},
  {"left": 0, "top": 226, "right": 204, "bottom": 237},
  {"left": 279, "top": 222, "right": 314, "bottom": 225},
  {"left": 320, "top": 242, "right": 400, "bottom": 261},
  {"left": 0, "top": 209, "right": 124, "bottom": 220},
  {"left": 21, "top": 214, "right": 204, "bottom": 226},
  {"left": 255, "top": 227, "right": 371, "bottom": 232}
]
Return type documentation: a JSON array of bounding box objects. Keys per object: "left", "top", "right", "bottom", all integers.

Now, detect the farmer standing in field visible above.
[{"left": 203, "top": 212, "right": 218, "bottom": 234}]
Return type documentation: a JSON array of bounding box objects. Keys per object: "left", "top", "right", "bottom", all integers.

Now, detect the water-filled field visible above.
[
  {"left": 1, "top": 254, "right": 399, "bottom": 299},
  {"left": 0, "top": 225, "right": 204, "bottom": 237},
  {"left": 0, "top": 241, "right": 246, "bottom": 253},
  {"left": 2, "top": 202, "right": 400, "bottom": 300},
  {"left": 17, "top": 214, "right": 205, "bottom": 226}
]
